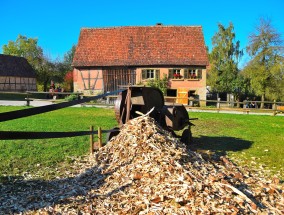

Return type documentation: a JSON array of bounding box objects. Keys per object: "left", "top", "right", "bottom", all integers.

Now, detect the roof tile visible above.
[{"left": 73, "top": 25, "right": 209, "bottom": 67}]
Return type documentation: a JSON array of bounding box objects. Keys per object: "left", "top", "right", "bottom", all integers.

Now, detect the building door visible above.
[
  {"left": 177, "top": 88, "right": 188, "bottom": 105},
  {"left": 103, "top": 68, "right": 136, "bottom": 92}
]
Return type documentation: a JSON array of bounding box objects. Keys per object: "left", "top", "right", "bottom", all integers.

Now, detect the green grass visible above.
[
  {"left": 0, "top": 106, "right": 118, "bottom": 177},
  {"left": 0, "top": 106, "right": 283, "bottom": 180},
  {"left": 189, "top": 112, "right": 284, "bottom": 179}
]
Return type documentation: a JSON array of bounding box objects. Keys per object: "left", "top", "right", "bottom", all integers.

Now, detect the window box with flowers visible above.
[
  {"left": 173, "top": 73, "right": 182, "bottom": 79},
  {"left": 184, "top": 68, "right": 202, "bottom": 80}
]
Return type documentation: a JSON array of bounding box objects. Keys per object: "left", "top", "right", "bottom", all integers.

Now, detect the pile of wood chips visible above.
[{"left": 1, "top": 114, "right": 283, "bottom": 214}]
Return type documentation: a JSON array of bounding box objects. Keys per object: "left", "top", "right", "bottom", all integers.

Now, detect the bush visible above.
[
  {"left": 146, "top": 74, "right": 169, "bottom": 95},
  {"left": 65, "top": 94, "right": 78, "bottom": 101}
]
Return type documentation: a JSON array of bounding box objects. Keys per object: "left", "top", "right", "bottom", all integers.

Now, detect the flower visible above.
[{"left": 173, "top": 73, "right": 181, "bottom": 78}]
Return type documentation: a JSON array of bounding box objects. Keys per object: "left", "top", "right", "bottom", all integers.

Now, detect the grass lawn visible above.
[
  {"left": 0, "top": 106, "right": 118, "bottom": 178},
  {"left": 0, "top": 106, "right": 283, "bottom": 180},
  {"left": 189, "top": 111, "right": 284, "bottom": 179}
]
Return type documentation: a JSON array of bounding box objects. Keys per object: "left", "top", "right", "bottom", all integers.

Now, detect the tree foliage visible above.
[
  {"left": 63, "top": 44, "right": 76, "bottom": 71},
  {"left": 2, "top": 35, "right": 43, "bottom": 71},
  {"left": 208, "top": 22, "right": 243, "bottom": 94},
  {"left": 243, "top": 18, "right": 284, "bottom": 102}
]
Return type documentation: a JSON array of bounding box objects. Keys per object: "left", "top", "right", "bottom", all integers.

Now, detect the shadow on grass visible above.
[{"left": 189, "top": 135, "right": 253, "bottom": 158}]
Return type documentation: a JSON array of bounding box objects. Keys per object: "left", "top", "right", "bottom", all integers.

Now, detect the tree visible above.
[
  {"left": 63, "top": 44, "right": 76, "bottom": 71},
  {"left": 64, "top": 71, "right": 74, "bottom": 92},
  {"left": 59, "top": 45, "right": 76, "bottom": 92},
  {"left": 208, "top": 22, "right": 243, "bottom": 96},
  {"left": 243, "top": 18, "right": 284, "bottom": 107},
  {"left": 2, "top": 35, "right": 43, "bottom": 71},
  {"left": 36, "top": 56, "right": 56, "bottom": 91}
]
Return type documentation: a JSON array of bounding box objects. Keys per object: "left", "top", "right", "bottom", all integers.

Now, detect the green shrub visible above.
[{"left": 65, "top": 94, "right": 78, "bottom": 101}]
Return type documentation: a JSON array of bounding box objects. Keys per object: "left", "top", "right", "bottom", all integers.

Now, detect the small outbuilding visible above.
[{"left": 0, "top": 54, "right": 37, "bottom": 91}]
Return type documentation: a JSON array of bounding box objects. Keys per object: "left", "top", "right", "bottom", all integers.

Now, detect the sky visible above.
[{"left": 1, "top": 0, "right": 284, "bottom": 67}]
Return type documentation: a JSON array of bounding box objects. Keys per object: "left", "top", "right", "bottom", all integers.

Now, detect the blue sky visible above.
[{"left": 1, "top": 0, "right": 284, "bottom": 67}]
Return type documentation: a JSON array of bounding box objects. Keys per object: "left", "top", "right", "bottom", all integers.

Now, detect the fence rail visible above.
[
  {"left": 1, "top": 90, "right": 283, "bottom": 155},
  {"left": 0, "top": 90, "right": 123, "bottom": 154}
]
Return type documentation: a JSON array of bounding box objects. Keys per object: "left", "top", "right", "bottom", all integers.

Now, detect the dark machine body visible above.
[{"left": 109, "top": 86, "right": 196, "bottom": 145}]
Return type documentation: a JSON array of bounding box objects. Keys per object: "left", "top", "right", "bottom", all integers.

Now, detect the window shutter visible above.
[
  {"left": 142, "top": 70, "right": 146, "bottom": 80},
  {"left": 184, "top": 69, "right": 189, "bottom": 79},
  {"left": 155, "top": 70, "right": 160, "bottom": 79},
  {"left": 168, "top": 69, "right": 174, "bottom": 78},
  {"left": 198, "top": 69, "right": 202, "bottom": 79}
]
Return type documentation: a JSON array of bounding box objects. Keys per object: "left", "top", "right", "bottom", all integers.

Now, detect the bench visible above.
[{"left": 25, "top": 98, "right": 34, "bottom": 106}]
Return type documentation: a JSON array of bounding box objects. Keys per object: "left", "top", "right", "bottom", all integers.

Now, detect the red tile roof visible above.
[{"left": 73, "top": 25, "right": 209, "bottom": 67}]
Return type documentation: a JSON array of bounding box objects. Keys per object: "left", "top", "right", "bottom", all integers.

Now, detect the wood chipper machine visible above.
[{"left": 108, "top": 86, "right": 196, "bottom": 145}]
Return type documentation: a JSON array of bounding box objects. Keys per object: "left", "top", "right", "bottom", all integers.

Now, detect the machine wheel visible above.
[
  {"left": 106, "top": 127, "right": 120, "bottom": 142},
  {"left": 181, "top": 128, "right": 192, "bottom": 146}
]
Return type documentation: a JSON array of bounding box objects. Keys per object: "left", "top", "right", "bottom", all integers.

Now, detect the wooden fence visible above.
[
  {"left": 102, "top": 95, "right": 284, "bottom": 115},
  {"left": 0, "top": 90, "right": 123, "bottom": 154}
]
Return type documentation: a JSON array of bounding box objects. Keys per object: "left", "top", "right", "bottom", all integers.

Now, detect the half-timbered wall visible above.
[
  {"left": 73, "top": 66, "right": 207, "bottom": 105},
  {"left": 0, "top": 76, "right": 36, "bottom": 91},
  {"left": 73, "top": 68, "right": 136, "bottom": 94},
  {"left": 73, "top": 68, "right": 104, "bottom": 95}
]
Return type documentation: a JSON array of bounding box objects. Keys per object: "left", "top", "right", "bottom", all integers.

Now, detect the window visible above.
[
  {"left": 169, "top": 69, "right": 182, "bottom": 79},
  {"left": 141, "top": 69, "right": 160, "bottom": 80},
  {"left": 184, "top": 69, "right": 202, "bottom": 79}
]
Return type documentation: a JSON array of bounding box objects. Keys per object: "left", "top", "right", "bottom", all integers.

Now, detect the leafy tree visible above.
[
  {"left": 63, "top": 71, "right": 74, "bottom": 92},
  {"left": 63, "top": 44, "right": 76, "bottom": 71},
  {"left": 57, "top": 45, "right": 76, "bottom": 92},
  {"left": 243, "top": 18, "right": 284, "bottom": 107},
  {"left": 208, "top": 22, "right": 243, "bottom": 96},
  {"left": 2, "top": 35, "right": 43, "bottom": 71},
  {"left": 36, "top": 56, "right": 56, "bottom": 91}
]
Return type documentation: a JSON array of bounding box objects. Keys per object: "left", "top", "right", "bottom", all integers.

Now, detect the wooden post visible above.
[
  {"left": 273, "top": 100, "right": 277, "bottom": 116},
  {"left": 90, "top": 126, "right": 94, "bottom": 154},
  {"left": 217, "top": 97, "right": 221, "bottom": 113},
  {"left": 125, "top": 87, "right": 132, "bottom": 122},
  {"left": 217, "top": 98, "right": 221, "bottom": 109},
  {"left": 98, "top": 127, "right": 102, "bottom": 148}
]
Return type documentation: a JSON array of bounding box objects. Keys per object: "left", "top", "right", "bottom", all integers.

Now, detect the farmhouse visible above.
[
  {"left": 72, "top": 24, "right": 209, "bottom": 105},
  {"left": 0, "top": 54, "right": 37, "bottom": 91}
]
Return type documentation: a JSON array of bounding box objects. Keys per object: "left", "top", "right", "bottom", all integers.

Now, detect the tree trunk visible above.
[
  {"left": 43, "top": 81, "right": 49, "bottom": 92},
  {"left": 260, "top": 94, "right": 265, "bottom": 109},
  {"left": 235, "top": 94, "right": 240, "bottom": 108}
]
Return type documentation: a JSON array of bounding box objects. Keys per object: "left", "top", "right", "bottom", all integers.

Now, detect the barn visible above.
[
  {"left": 0, "top": 54, "right": 37, "bottom": 92},
  {"left": 72, "top": 24, "right": 208, "bottom": 105}
]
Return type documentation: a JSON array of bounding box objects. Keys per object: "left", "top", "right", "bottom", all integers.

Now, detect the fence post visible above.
[
  {"left": 98, "top": 127, "right": 102, "bottom": 148},
  {"left": 273, "top": 100, "right": 277, "bottom": 116},
  {"left": 90, "top": 126, "right": 94, "bottom": 154},
  {"left": 217, "top": 98, "right": 221, "bottom": 109}
]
